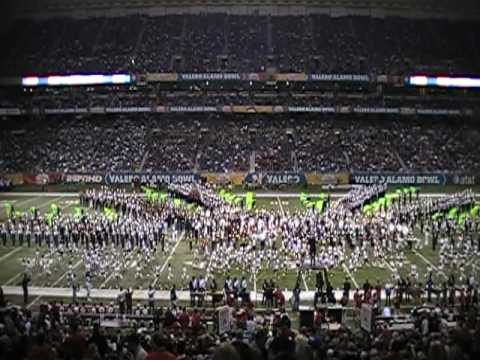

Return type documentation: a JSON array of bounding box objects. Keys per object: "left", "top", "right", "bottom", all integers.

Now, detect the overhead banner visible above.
[
  {"left": 0, "top": 106, "right": 469, "bottom": 116},
  {"left": 309, "top": 74, "right": 370, "bottom": 82},
  {"left": 288, "top": 106, "right": 335, "bottom": 113},
  {"left": 353, "top": 107, "right": 400, "bottom": 114},
  {"left": 244, "top": 172, "right": 307, "bottom": 186},
  {"left": 178, "top": 73, "right": 241, "bottom": 81},
  {"left": 169, "top": 106, "right": 217, "bottom": 112},
  {"left": 273, "top": 73, "right": 307, "bottom": 81},
  {"left": 351, "top": 173, "right": 447, "bottom": 185},
  {"left": 62, "top": 172, "right": 200, "bottom": 185}
]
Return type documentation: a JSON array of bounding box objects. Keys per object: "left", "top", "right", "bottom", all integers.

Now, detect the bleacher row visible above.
[{"left": 1, "top": 15, "right": 479, "bottom": 75}]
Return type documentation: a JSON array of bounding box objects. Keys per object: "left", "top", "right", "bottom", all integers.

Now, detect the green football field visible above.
[{"left": 0, "top": 192, "right": 479, "bottom": 304}]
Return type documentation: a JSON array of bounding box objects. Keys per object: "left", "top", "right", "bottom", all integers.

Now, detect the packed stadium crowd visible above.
[
  {"left": 1, "top": 15, "right": 479, "bottom": 75},
  {"left": 1, "top": 115, "right": 479, "bottom": 173},
  {"left": 1, "top": 6, "right": 480, "bottom": 359},
  {"left": 0, "top": 297, "right": 479, "bottom": 360}
]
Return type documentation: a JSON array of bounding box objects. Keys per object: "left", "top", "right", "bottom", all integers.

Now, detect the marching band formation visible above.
[{"left": 1, "top": 184, "right": 479, "bottom": 303}]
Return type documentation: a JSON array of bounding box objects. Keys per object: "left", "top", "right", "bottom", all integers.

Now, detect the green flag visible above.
[
  {"left": 173, "top": 198, "right": 182, "bottom": 208},
  {"left": 432, "top": 212, "right": 443, "bottom": 220},
  {"left": 103, "top": 207, "right": 117, "bottom": 221},
  {"left": 5, "top": 202, "right": 13, "bottom": 218},
  {"left": 50, "top": 203, "right": 59, "bottom": 216},
  {"left": 74, "top": 207, "right": 83, "bottom": 219},
  {"left": 315, "top": 200, "right": 324, "bottom": 212},
  {"left": 45, "top": 212, "right": 54, "bottom": 226},
  {"left": 457, "top": 213, "right": 467, "bottom": 226},
  {"left": 378, "top": 197, "right": 387, "bottom": 208},
  {"left": 159, "top": 193, "right": 168, "bottom": 203},
  {"left": 246, "top": 192, "right": 255, "bottom": 210},
  {"left": 471, "top": 205, "right": 480, "bottom": 218},
  {"left": 300, "top": 193, "right": 309, "bottom": 203},
  {"left": 447, "top": 207, "right": 458, "bottom": 220}
]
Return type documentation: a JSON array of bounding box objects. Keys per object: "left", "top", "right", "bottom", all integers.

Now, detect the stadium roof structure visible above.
[{"left": 6, "top": 0, "right": 480, "bottom": 17}]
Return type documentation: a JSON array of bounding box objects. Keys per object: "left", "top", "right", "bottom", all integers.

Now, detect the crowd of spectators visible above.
[
  {"left": 0, "top": 114, "right": 479, "bottom": 174},
  {"left": 1, "top": 15, "right": 479, "bottom": 75},
  {"left": 0, "top": 292, "right": 479, "bottom": 360}
]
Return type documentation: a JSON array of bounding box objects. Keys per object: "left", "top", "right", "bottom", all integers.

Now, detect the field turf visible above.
[{"left": 1, "top": 191, "right": 479, "bottom": 307}]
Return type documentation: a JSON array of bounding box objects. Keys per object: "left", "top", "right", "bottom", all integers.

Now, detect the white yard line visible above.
[
  {"left": 36, "top": 196, "right": 65, "bottom": 211},
  {"left": 342, "top": 264, "right": 359, "bottom": 289},
  {"left": 383, "top": 259, "right": 395, "bottom": 273},
  {"left": 301, "top": 272, "right": 309, "bottom": 291},
  {"left": 160, "top": 231, "right": 184, "bottom": 273},
  {"left": 2, "top": 197, "right": 78, "bottom": 286},
  {"left": 413, "top": 249, "right": 448, "bottom": 279},
  {"left": 152, "top": 231, "right": 185, "bottom": 287},
  {"left": 205, "top": 251, "right": 215, "bottom": 279},
  {"left": 1, "top": 196, "right": 40, "bottom": 210},
  {"left": 99, "top": 254, "right": 134, "bottom": 289},
  {"left": 0, "top": 247, "right": 23, "bottom": 264},
  {"left": 4, "top": 272, "right": 23, "bottom": 286},
  {"left": 277, "top": 196, "right": 285, "bottom": 215},
  {"left": 27, "top": 259, "right": 82, "bottom": 309}
]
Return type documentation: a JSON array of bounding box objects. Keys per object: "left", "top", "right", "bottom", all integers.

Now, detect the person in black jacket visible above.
[{"left": 22, "top": 273, "right": 30, "bottom": 305}]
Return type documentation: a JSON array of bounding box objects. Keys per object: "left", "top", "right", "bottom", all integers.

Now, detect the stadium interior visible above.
[{"left": 0, "top": 1, "right": 480, "bottom": 360}]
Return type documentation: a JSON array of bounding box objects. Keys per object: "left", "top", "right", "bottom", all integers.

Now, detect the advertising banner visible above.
[
  {"left": 309, "top": 74, "right": 370, "bottom": 82},
  {"left": 169, "top": 106, "right": 217, "bottom": 112},
  {"left": 218, "top": 306, "right": 231, "bottom": 335},
  {"left": 244, "top": 172, "right": 307, "bottom": 186},
  {"left": 351, "top": 172, "right": 447, "bottom": 185},
  {"left": 178, "top": 73, "right": 241, "bottom": 81},
  {"left": 146, "top": 73, "right": 178, "bottom": 82},
  {"left": 360, "top": 304, "right": 374, "bottom": 333},
  {"left": 63, "top": 174, "right": 104, "bottom": 184},
  {"left": 273, "top": 73, "right": 307, "bottom": 81},
  {"left": 62, "top": 172, "right": 200, "bottom": 185},
  {"left": 305, "top": 173, "right": 338, "bottom": 185},
  {"left": 288, "top": 106, "right": 336, "bottom": 113},
  {"left": 3, "top": 173, "right": 24, "bottom": 185},
  {"left": 105, "top": 172, "right": 199, "bottom": 185},
  {"left": 448, "top": 174, "right": 479, "bottom": 186},
  {"left": 353, "top": 107, "right": 400, "bottom": 114},
  {"left": 23, "top": 173, "right": 62, "bottom": 185}
]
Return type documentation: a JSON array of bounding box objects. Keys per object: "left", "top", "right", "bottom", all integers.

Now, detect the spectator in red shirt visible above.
[
  {"left": 190, "top": 309, "right": 202, "bottom": 331},
  {"left": 177, "top": 307, "right": 190, "bottom": 329},
  {"left": 61, "top": 322, "right": 87, "bottom": 360},
  {"left": 146, "top": 332, "right": 176, "bottom": 360},
  {"left": 27, "top": 333, "right": 55, "bottom": 360},
  {"left": 274, "top": 288, "right": 285, "bottom": 308}
]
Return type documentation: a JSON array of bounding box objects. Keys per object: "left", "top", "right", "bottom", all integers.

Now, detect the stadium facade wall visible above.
[
  {"left": 4, "top": 172, "right": 478, "bottom": 187},
  {"left": 13, "top": 0, "right": 480, "bottom": 20},
  {"left": 0, "top": 107, "right": 469, "bottom": 117}
]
